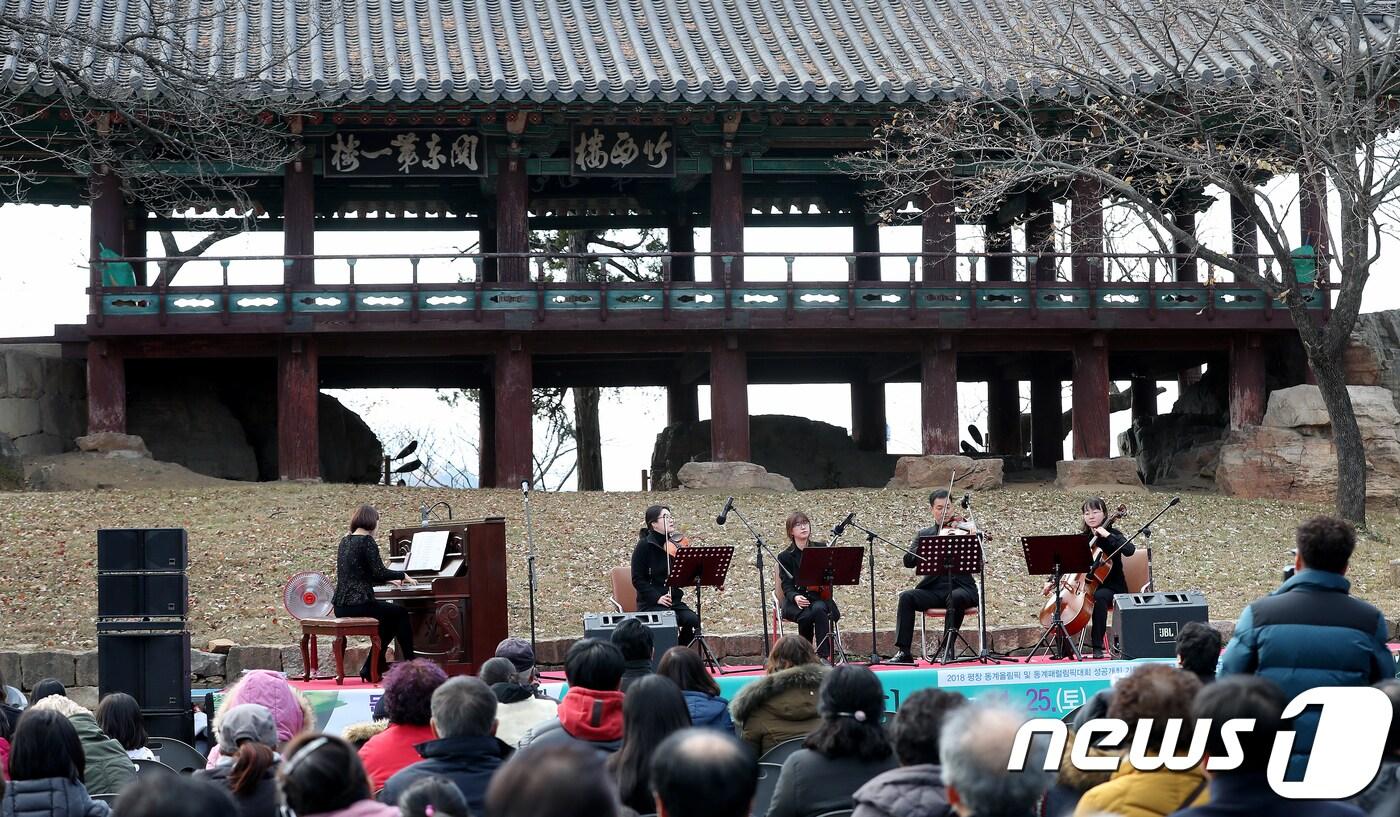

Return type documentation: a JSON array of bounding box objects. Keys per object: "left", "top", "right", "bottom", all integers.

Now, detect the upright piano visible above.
[{"left": 373, "top": 517, "right": 508, "bottom": 675}]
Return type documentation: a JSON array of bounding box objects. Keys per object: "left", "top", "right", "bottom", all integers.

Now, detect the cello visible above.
[{"left": 1036, "top": 504, "right": 1128, "bottom": 634}]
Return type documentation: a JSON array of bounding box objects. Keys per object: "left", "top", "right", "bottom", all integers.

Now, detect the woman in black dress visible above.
[
  {"left": 1080, "top": 496, "right": 1133, "bottom": 658},
  {"left": 776, "top": 511, "right": 840, "bottom": 661},
  {"left": 331, "top": 504, "right": 415, "bottom": 680},
  {"left": 630, "top": 504, "right": 701, "bottom": 646}
]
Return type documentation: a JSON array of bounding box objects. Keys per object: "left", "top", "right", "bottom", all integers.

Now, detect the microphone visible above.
[
  {"left": 832, "top": 512, "right": 856, "bottom": 538},
  {"left": 960, "top": 493, "right": 970, "bottom": 510},
  {"left": 521, "top": 480, "right": 530, "bottom": 496},
  {"left": 716, "top": 496, "right": 735, "bottom": 525},
  {"left": 1169, "top": 496, "right": 1181, "bottom": 507},
  {"left": 419, "top": 503, "right": 429, "bottom": 526}
]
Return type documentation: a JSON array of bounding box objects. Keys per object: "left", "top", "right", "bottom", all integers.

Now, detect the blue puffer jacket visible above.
[
  {"left": 683, "top": 690, "right": 735, "bottom": 733},
  {"left": 0, "top": 778, "right": 111, "bottom": 817},
  {"left": 1219, "top": 569, "right": 1396, "bottom": 778}
]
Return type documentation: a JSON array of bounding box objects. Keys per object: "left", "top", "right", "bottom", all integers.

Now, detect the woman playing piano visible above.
[
  {"left": 331, "top": 504, "right": 417, "bottom": 680},
  {"left": 631, "top": 505, "right": 701, "bottom": 646},
  {"left": 776, "top": 512, "right": 841, "bottom": 661}
]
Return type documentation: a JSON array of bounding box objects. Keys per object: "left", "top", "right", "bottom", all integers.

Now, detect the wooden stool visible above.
[{"left": 299, "top": 617, "right": 382, "bottom": 685}]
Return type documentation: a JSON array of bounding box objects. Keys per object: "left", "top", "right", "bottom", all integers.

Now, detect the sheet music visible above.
[{"left": 406, "top": 530, "right": 449, "bottom": 573}]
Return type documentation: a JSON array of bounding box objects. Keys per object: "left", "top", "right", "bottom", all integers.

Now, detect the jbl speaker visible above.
[
  {"left": 97, "top": 528, "right": 187, "bottom": 572},
  {"left": 98, "top": 631, "right": 191, "bottom": 711},
  {"left": 98, "top": 572, "right": 188, "bottom": 619},
  {"left": 1112, "top": 591, "right": 1209, "bottom": 659},
  {"left": 583, "top": 611, "right": 678, "bottom": 671}
]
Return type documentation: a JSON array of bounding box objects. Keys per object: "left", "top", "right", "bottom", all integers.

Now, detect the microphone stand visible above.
[
  {"left": 843, "top": 518, "right": 920, "bottom": 666},
  {"left": 522, "top": 482, "right": 539, "bottom": 656},
  {"left": 947, "top": 494, "right": 1010, "bottom": 665},
  {"left": 723, "top": 502, "right": 784, "bottom": 658}
]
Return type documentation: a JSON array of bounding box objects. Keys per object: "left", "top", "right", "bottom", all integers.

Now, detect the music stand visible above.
[
  {"left": 794, "top": 546, "right": 864, "bottom": 663},
  {"left": 1022, "top": 535, "right": 1094, "bottom": 662},
  {"left": 913, "top": 535, "right": 988, "bottom": 663},
  {"left": 666, "top": 546, "right": 734, "bottom": 673}
]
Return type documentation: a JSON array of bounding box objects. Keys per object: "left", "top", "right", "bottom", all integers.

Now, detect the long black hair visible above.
[
  {"left": 607, "top": 675, "right": 691, "bottom": 813},
  {"left": 278, "top": 733, "right": 371, "bottom": 815},
  {"left": 9, "top": 708, "right": 85, "bottom": 783},
  {"left": 804, "top": 665, "right": 892, "bottom": 763},
  {"left": 656, "top": 646, "right": 720, "bottom": 697},
  {"left": 96, "top": 691, "right": 148, "bottom": 752},
  {"left": 639, "top": 504, "right": 670, "bottom": 539}
]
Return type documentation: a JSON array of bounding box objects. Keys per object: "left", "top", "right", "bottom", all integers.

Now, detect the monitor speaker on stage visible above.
[
  {"left": 583, "top": 611, "right": 678, "bottom": 671},
  {"left": 1112, "top": 591, "right": 1208, "bottom": 660},
  {"left": 98, "top": 631, "right": 192, "bottom": 712},
  {"left": 97, "top": 528, "right": 187, "bottom": 572}
]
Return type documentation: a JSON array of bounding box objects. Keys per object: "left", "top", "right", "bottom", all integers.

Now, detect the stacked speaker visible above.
[{"left": 97, "top": 528, "right": 194, "bottom": 743}]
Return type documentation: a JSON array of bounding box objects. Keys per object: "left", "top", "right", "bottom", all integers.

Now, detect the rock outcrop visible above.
[
  {"left": 75, "top": 432, "right": 152, "bottom": 458},
  {"left": 675, "top": 461, "right": 795, "bottom": 492},
  {"left": 1118, "top": 368, "right": 1227, "bottom": 485},
  {"left": 0, "top": 346, "right": 86, "bottom": 458},
  {"left": 1054, "top": 458, "right": 1147, "bottom": 492},
  {"left": 886, "top": 455, "right": 1004, "bottom": 490}
]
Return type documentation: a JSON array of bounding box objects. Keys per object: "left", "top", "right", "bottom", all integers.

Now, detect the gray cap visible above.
[
  {"left": 495, "top": 637, "right": 535, "bottom": 674},
  {"left": 218, "top": 703, "right": 278, "bottom": 753}
]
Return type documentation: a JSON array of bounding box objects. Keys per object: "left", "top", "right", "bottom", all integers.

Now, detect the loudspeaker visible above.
[
  {"left": 583, "top": 611, "right": 678, "bottom": 671},
  {"left": 98, "top": 573, "right": 188, "bottom": 620},
  {"left": 97, "top": 528, "right": 187, "bottom": 572},
  {"left": 98, "top": 631, "right": 191, "bottom": 711},
  {"left": 1113, "top": 591, "right": 1209, "bottom": 659},
  {"left": 142, "top": 710, "right": 196, "bottom": 747}
]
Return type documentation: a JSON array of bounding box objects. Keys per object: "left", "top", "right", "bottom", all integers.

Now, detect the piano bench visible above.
[{"left": 299, "top": 617, "right": 383, "bottom": 685}]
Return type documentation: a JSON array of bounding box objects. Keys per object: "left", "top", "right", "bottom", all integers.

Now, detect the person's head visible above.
[
  {"left": 218, "top": 703, "right": 279, "bottom": 796},
  {"left": 431, "top": 676, "right": 498, "bottom": 739},
  {"left": 1175, "top": 622, "right": 1222, "bottom": 680},
  {"left": 642, "top": 504, "right": 674, "bottom": 537},
  {"left": 928, "top": 489, "right": 951, "bottom": 523},
  {"left": 484, "top": 744, "right": 620, "bottom": 817},
  {"left": 1108, "top": 664, "right": 1202, "bottom": 751},
  {"left": 764, "top": 635, "right": 819, "bottom": 674},
  {"left": 652, "top": 728, "right": 757, "bottom": 817},
  {"left": 656, "top": 646, "right": 719, "bottom": 696},
  {"left": 564, "top": 638, "right": 625, "bottom": 692},
  {"left": 95, "top": 691, "right": 147, "bottom": 752},
  {"left": 382, "top": 659, "right": 449, "bottom": 726},
  {"left": 30, "top": 678, "right": 65, "bottom": 703},
  {"left": 479, "top": 656, "right": 521, "bottom": 687},
  {"left": 940, "top": 698, "right": 1054, "bottom": 817},
  {"left": 892, "top": 689, "right": 966, "bottom": 766},
  {"left": 1376, "top": 679, "right": 1400, "bottom": 760},
  {"left": 8, "top": 708, "right": 84, "bottom": 783},
  {"left": 398, "top": 775, "right": 470, "bottom": 817},
  {"left": 806, "top": 664, "right": 892, "bottom": 763},
  {"left": 1081, "top": 497, "right": 1109, "bottom": 532},
  {"left": 495, "top": 636, "right": 537, "bottom": 683},
  {"left": 1295, "top": 515, "right": 1355, "bottom": 575},
  {"left": 1193, "top": 675, "right": 1287, "bottom": 774},
  {"left": 221, "top": 669, "right": 311, "bottom": 748},
  {"left": 608, "top": 675, "right": 691, "bottom": 809},
  {"left": 279, "top": 733, "right": 372, "bottom": 815},
  {"left": 350, "top": 504, "right": 380, "bottom": 533},
  {"left": 612, "top": 617, "right": 655, "bottom": 663},
  {"left": 785, "top": 512, "right": 812, "bottom": 545},
  {"left": 109, "top": 774, "right": 239, "bottom": 817}
]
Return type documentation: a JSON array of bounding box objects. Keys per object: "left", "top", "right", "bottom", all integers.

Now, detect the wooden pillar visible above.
[
  {"left": 1230, "top": 334, "right": 1266, "bottom": 430},
  {"left": 667, "top": 382, "right": 699, "bottom": 426},
  {"left": 853, "top": 206, "right": 881, "bottom": 281},
  {"left": 493, "top": 340, "right": 533, "bottom": 487},
  {"left": 1071, "top": 333, "right": 1111, "bottom": 459},
  {"left": 1030, "top": 376, "right": 1062, "bottom": 469},
  {"left": 669, "top": 208, "right": 695, "bottom": 282},
  {"left": 986, "top": 379, "right": 1021, "bottom": 456},
  {"left": 922, "top": 177, "right": 956, "bottom": 282},
  {"left": 479, "top": 215, "right": 498, "bottom": 283},
  {"left": 1026, "top": 203, "right": 1057, "bottom": 282},
  {"left": 478, "top": 382, "right": 496, "bottom": 488},
  {"left": 85, "top": 341, "right": 126, "bottom": 434},
  {"left": 1172, "top": 205, "right": 1197, "bottom": 282},
  {"left": 1230, "top": 194, "right": 1259, "bottom": 274},
  {"left": 496, "top": 156, "right": 529, "bottom": 283},
  {"left": 1299, "top": 171, "right": 1329, "bottom": 258},
  {"left": 284, "top": 159, "right": 316, "bottom": 285},
  {"left": 1130, "top": 377, "right": 1158, "bottom": 425},
  {"left": 89, "top": 168, "right": 124, "bottom": 317},
  {"left": 851, "top": 378, "right": 886, "bottom": 453},
  {"left": 710, "top": 159, "right": 745, "bottom": 282},
  {"left": 709, "top": 339, "right": 750, "bottom": 462},
  {"left": 920, "top": 338, "right": 958, "bottom": 454},
  {"left": 124, "top": 206, "right": 148, "bottom": 286},
  {"left": 984, "top": 221, "right": 1013, "bottom": 281},
  {"left": 277, "top": 337, "right": 320, "bottom": 480},
  {"left": 1070, "top": 178, "right": 1103, "bottom": 283}
]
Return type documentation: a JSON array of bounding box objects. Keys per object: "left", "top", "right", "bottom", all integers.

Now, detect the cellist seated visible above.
[{"left": 777, "top": 512, "right": 840, "bottom": 662}]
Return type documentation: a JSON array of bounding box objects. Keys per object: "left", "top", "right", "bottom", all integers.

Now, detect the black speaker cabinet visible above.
[
  {"left": 142, "top": 710, "right": 196, "bottom": 748},
  {"left": 583, "top": 611, "right": 679, "bottom": 671},
  {"left": 98, "top": 572, "right": 188, "bottom": 619},
  {"left": 98, "top": 631, "right": 191, "bottom": 711},
  {"left": 1112, "top": 591, "right": 1209, "bottom": 659},
  {"left": 98, "top": 528, "right": 187, "bottom": 572}
]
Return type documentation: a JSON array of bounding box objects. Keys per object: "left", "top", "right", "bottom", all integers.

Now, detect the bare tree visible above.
[{"left": 852, "top": 0, "right": 1399, "bottom": 524}]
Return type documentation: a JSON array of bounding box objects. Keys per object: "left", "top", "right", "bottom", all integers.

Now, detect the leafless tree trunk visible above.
[{"left": 566, "top": 231, "right": 605, "bottom": 490}]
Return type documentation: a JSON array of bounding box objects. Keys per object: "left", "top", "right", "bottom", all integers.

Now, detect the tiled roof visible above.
[{"left": 1, "top": 0, "right": 1393, "bottom": 106}]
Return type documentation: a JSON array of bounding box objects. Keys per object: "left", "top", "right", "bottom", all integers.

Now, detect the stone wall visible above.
[{"left": 0, "top": 345, "right": 87, "bottom": 458}]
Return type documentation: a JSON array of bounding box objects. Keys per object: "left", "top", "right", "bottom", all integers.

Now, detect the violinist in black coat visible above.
[
  {"left": 1079, "top": 497, "right": 1134, "bottom": 657},
  {"left": 891, "top": 490, "right": 980, "bottom": 665},
  {"left": 776, "top": 512, "right": 842, "bottom": 661},
  {"left": 630, "top": 504, "right": 700, "bottom": 645}
]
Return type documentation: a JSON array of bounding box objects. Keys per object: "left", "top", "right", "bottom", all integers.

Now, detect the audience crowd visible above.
[{"left": 0, "top": 515, "right": 1397, "bottom": 817}]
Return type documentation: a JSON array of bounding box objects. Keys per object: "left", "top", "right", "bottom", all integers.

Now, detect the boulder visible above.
[
  {"left": 0, "top": 434, "right": 21, "bottom": 490},
  {"left": 675, "top": 461, "right": 795, "bottom": 492},
  {"left": 75, "top": 651, "right": 99, "bottom": 687},
  {"left": 225, "top": 645, "right": 284, "bottom": 679},
  {"left": 39, "top": 392, "right": 85, "bottom": 447},
  {"left": 68, "top": 687, "right": 100, "bottom": 711},
  {"left": 75, "top": 432, "right": 151, "bottom": 458},
  {"left": 206, "top": 639, "right": 236, "bottom": 655},
  {"left": 0, "top": 651, "right": 22, "bottom": 688},
  {"left": 128, "top": 384, "right": 258, "bottom": 480},
  {"left": 1118, "top": 413, "right": 1225, "bottom": 485},
  {"left": 1345, "top": 311, "right": 1400, "bottom": 413},
  {"left": 885, "top": 455, "right": 1004, "bottom": 490},
  {"left": 1054, "top": 458, "right": 1146, "bottom": 492},
  {"left": 20, "top": 650, "right": 79, "bottom": 688},
  {"left": 189, "top": 650, "right": 226, "bottom": 679},
  {"left": 13, "top": 434, "right": 64, "bottom": 457}
]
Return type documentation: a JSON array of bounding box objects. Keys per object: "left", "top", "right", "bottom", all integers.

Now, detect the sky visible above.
[{"left": 2, "top": 186, "right": 1397, "bottom": 490}]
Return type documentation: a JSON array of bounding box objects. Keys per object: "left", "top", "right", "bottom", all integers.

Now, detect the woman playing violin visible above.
[
  {"left": 631, "top": 504, "right": 701, "bottom": 646},
  {"left": 776, "top": 512, "right": 841, "bottom": 662},
  {"left": 1079, "top": 497, "right": 1134, "bottom": 658}
]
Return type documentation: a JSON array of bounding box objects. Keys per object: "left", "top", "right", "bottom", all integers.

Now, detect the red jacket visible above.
[{"left": 358, "top": 723, "right": 436, "bottom": 793}]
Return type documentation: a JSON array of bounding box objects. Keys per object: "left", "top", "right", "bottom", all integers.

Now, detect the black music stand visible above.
[
  {"left": 913, "top": 534, "right": 990, "bottom": 663},
  {"left": 666, "top": 546, "right": 734, "bottom": 673},
  {"left": 1022, "top": 535, "right": 1094, "bottom": 662},
  {"left": 794, "top": 546, "right": 864, "bottom": 664}
]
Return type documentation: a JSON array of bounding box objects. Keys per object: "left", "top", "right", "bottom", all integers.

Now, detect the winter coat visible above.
[
  {"left": 378, "top": 735, "right": 513, "bottom": 816},
  {"left": 206, "top": 670, "right": 316, "bottom": 768},
  {"left": 683, "top": 691, "right": 734, "bottom": 733},
  {"left": 1040, "top": 733, "right": 1118, "bottom": 817},
  {"left": 26, "top": 697, "right": 134, "bottom": 798},
  {"left": 765, "top": 748, "right": 897, "bottom": 817},
  {"left": 489, "top": 684, "right": 558, "bottom": 748},
  {"left": 196, "top": 762, "right": 281, "bottom": 817},
  {"left": 1074, "top": 762, "right": 1209, "bottom": 817},
  {"left": 357, "top": 722, "right": 436, "bottom": 793},
  {"left": 300, "top": 799, "right": 400, "bottom": 817},
  {"left": 619, "top": 661, "right": 653, "bottom": 692},
  {"left": 1218, "top": 569, "right": 1395, "bottom": 779},
  {"left": 331, "top": 534, "right": 404, "bottom": 608},
  {"left": 516, "top": 687, "right": 624, "bottom": 755},
  {"left": 851, "top": 764, "right": 953, "bottom": 817},
  {"left": 1169, "top": 771, "right": 1364, "bottom": 817},
  {"left": 1, "top": 737, "right": 10, "bottom": 782},
  {"left": 0, "top": 777, "right": 110, "bottom": 817},
  {"left": 729, "top": 663, "right": 828, "bottom": 757},
  {"left": 1349, "top": 759, "right": 1400, "bottom": 814}
]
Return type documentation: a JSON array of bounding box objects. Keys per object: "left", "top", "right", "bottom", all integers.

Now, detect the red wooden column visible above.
[
  {"left": 984, "top": 220, "right": 1013, "bottom": 281},
  {"left": 853, "top": 204, "right": 880, "bottom": 281},
  {"left": 1130, "top": 376, "right": 1158, "bottom": 425},
  {"left": 89, "top": 168, "right": 125, "bottom": 317},
  {"left": 669, "top": 208, "right": 695, "bottom": 282},
  {"left": 1071, "top": 334, "right": 1111, "bottom": 459},
  {"left": 477, "top": 382, "right": 496, "bottom": 488},
  {"left": 277, "top": 337, "right": 321, "bottom": 480},
  {"left": 1026, "top": 202, "right": 1057, "bottom": 281},
  {"left": 86, "top": 340, "right": 126, "bottom": 434},
  {"left": 1299, "top": 172, "right": 1329, "bottom": 258},
  {"left": 284, "top": 158, "right": 316, "bottom": 285},
  {"left": 922, "top": 178, "right": 957, "bottom": 281},
  {"left": 986, "top": 379, "right": 1021, "bottom": 456},
  {"left": 124, "top": 206, "right": 148, "bottom": 286},
  {"left": 1230, "top": 194, "right": 1258, "bottom": 273},
  {"left": 1030, "top": 376, "right": 1062, "bottom": 468},
  {"left": 479, "top": 214, "right": 498, "bottom": 283},
  {"left": 1229, "top": 334, "right": 1266, "bottom": 429},
  {"left": 710, "top": 159, "right": 745, "bottom": 281},
  {"left": 1171, "top": 204, "right": 1197, "bottom": 282},
  {"left": 851, "top": 377, "right": 886, "bottom": 453},
  {"left": 496, "top": 155, "right": 529, "bottom": 283},
  {"left": 920, "top": 338, "right": 958, "bottom": 454},
  {"left": 1070, "top": 178, "right": 1103, "bottom": 283},
  {"left": 709, "top": 338, "right": 751, "bottom": 462},
  {"left": 493, "top": 340, "right": 533, "bottom": 487},
  {"left": 667, "top": 383, "right": 699, "bottom": 426}
]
